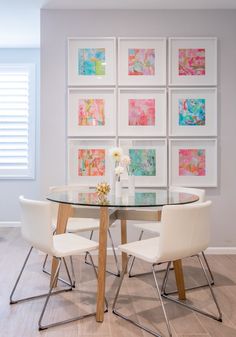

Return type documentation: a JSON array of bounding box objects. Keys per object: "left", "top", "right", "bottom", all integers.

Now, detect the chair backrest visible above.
[
  {"left": 157, "top": 201, "right": 212, "bottom": 262},
  {"left": 170, "top": 186, "right": 205, "bottom": 203},
  {"left": 19, "top": 196, "right": 54, "bottom": 254}
]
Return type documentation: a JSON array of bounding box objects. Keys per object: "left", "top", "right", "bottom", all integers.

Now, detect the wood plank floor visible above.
[{"left": 1, "top": 228, "right": 236, "bottom": 337}]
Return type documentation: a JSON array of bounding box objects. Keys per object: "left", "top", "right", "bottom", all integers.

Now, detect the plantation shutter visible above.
[{"left": 0, "top": 64, "right": 35, "bottom": 178}]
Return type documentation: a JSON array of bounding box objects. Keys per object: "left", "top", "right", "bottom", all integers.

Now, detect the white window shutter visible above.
[{"left": 0, "top": 64, "right": 35, "bottom": 178}]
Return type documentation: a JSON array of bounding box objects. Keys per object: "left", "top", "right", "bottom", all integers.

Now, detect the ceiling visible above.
[{"left": 0, "top": 0, "right": 236, "bottom": 47}]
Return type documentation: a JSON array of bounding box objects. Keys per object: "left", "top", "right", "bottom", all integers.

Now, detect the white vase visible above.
[
  {"left": 128, "top": 175, "right": 135, "bottom": 196},
  {"left": 115, "top": 181, "right": 122, "bottom": 198}
]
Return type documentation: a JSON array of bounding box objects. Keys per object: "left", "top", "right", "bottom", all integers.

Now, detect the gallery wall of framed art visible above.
[{"left": 66, "top": 36, "right": 218, "bottom": 188}]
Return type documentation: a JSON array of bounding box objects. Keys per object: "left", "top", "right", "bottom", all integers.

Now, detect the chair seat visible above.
[
  {"left": 134, "top": 222, "right": 161, "bottom": 234},
  {"left": 118, "top": 237, "right": 160, "bottom": 264},
  {"left": 53, "top": 233, "right": 99, "bottom": 257}
]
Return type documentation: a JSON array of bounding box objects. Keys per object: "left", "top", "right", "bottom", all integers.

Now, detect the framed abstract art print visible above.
[
  {"left": 68, "top": 139, "right": 116, "bottom": 185},
  {"left": 119, "top": 138, "right": 167, "bottom": 187},
  {"left": 169, "top": 37, "right": 217, "bottom": 86},
  {"left": 118, "top": 88, "right": 166, "bottom": 137},
  {"left": 68, "top": 37, "right": 116, "bottom": 86},
  {"left": 169, "top": 138, "right": 217, "bottom": 187},
  {"left": 169, "top": 87, "right": 217, "bottom": 136},
  {"left": 68, "top": 88, "right": 116, "bottom": 136},
  {"left": 118, "top": 37, "right": 166, "bottom": 86}
]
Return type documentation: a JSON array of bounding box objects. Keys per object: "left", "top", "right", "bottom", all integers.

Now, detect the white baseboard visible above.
[
  {"left": 205, "top": 247, "right": 236, "bottom": 254},
  {"left": 0, "top": 221, "right": 21, "bottom": 227}
]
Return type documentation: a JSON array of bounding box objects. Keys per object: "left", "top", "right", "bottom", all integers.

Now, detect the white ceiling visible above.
[{"left": 0, "top": 0, "right": 236, "bottom": 47}]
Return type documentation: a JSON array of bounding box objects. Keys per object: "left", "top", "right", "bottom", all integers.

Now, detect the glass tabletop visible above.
[{"left": 46, "top": 188, "right": 199, "bottom": 208}]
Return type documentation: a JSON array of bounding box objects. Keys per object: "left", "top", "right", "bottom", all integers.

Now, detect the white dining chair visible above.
[
  {"left": 113, "top": 201, "right": 222, "bottom": 337},
  {"left": 43, "top": 185, "right": 120, "bottom": 282},
  {"left": 10, "top": 196, "right": 103, "bottom": 330},
  {"left": 128, "top": 187, "right": 214, "bottom": 288}
]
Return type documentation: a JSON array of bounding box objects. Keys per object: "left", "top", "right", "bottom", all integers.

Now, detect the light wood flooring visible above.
[{"left": 1, "top": 227, "right": 236, "bottom": 337}]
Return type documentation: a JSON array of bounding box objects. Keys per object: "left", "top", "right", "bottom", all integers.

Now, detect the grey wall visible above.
[
  {"left": 0, "top": 48, "right": 40, "bottom": 222},
  {"left": 40, "top": 9, "right": 236, "bottom": 247}
]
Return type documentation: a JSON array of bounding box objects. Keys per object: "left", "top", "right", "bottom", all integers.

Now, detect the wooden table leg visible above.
[
  {"left": 50, "top": 203, "right": 73, "bottom": 287},
  {"left": 121, "top": 219, "right": 127, "bottom": 273},
  {"left": 96, "top": 207, "right": 109, "bottom": 322},
  {"left": 173, "top": 259, "right": 186, "bottom": 300}
]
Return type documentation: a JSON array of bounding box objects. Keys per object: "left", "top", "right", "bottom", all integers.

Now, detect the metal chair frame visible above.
[
  {"left": 161, "top": 255, "right": 222, "bottom": 322},
  {"left": 113, "top": 254, "right": 222, "bottom": 337},
  {"left": 10, "top": 246, "right": 107, "bottom": 331}
]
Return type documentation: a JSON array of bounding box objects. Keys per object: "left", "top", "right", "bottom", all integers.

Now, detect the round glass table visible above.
[
  {"left": 47, "top": 188, "right": 198, "bottom": 207},
  {"left": 46, "top": 188, "right": 199, "bottom": 322}
]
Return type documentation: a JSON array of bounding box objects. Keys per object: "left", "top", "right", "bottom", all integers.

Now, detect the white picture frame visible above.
[
  {"left": 68, "top": 37, "right": 116, "bottom": 86},
  {"left": 119, "top": 138, "right": 167, "bottom": 187},
  {"left": 68, "top": 88, "right": 116, "bottom": 137},
  {"left": 169, "top": 37, "right": 217, "bottom": 86},
  {"left": 68, "top": 138, "right": 116, "bottom": 186},
  {"left": 169, "top": 87, "right": 217, "bottom": 136},
  {"left": 169, "top": 138, "right": 217, "bottom": 187},
  {"left": 118, "top": 88, "right": 166, "bottom": 137},
  {"left": 118, "top": 37, "right": 166, "bottom": 86}
]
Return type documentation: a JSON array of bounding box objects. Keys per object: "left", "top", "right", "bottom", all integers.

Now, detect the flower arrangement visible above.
[{"left": 110, "top": 147, "right": 131, "bottom": 182}]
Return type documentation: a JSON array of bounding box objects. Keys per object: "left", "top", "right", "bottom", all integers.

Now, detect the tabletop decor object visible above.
[
  {"left": 120, "top": 154, "right": 135, "bottom": 196},
  {"left": 110, "top": 148, "right": 134, "bottom": 198},
  {"left": 110, "top": 147, "right": 123, "bottom": 198},
  {"left": 96, "top": 182, "right": 111, "bottom": 204}
]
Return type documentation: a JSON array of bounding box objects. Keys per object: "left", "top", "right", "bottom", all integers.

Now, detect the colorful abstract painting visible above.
[
  {"left": 179, "top": 48, "right": 205, "bottom": 76},
  {"left": 78, "top": 99, "right": 105, "bottom": 126},
  {"left": 78, "top": 48, "right": 105, "bottom": 76},
  {"left": 179, "top": 98, "right": 205, "bottom": 126},
  {"left": 78, "top": 149, "right": 105, "bottom": 176},
  {"left": 179, "top": 149, "right": 206, "bottom": 176},
  {"left": 128, "top": 48, "right": 155, "bottom": 76},
  {"left": 128, "top": 99, "right": 155, "bottom": 126},
  {"left": 129, "top": 149, "right": 156, "bottom": 176}
]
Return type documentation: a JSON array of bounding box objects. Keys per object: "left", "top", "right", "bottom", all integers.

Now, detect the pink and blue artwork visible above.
[
  {"left": 179, "top": 98, "right": 205, "bottom": 126},
  {"left": 128, "top": 48, "right": 155, "bottom": 76},
  {"left": 78, "top": 48, "right": 105, "bottom": 76},
  {"left": 179, "top": 48, "right": 205, "bottom": 76}
]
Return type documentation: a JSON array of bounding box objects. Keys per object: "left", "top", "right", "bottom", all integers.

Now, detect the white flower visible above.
[
  {"left": 120, "top": 155, "right": 131, "bottom": 167},
  {"left": 115, "top": 165, "right": 124, "bottom": 176},
  {"left": 109, "top": 147, "right": 123, "bottom": 162}
]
